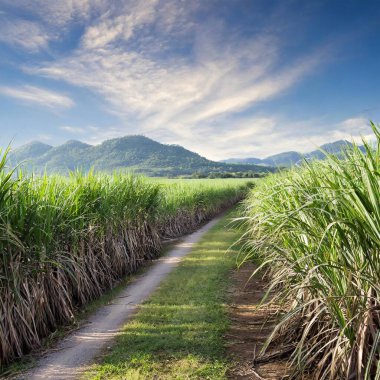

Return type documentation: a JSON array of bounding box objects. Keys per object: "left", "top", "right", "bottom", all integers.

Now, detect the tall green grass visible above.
[
  {"left": 157, "top": 179, "right": 253, "bottom": 237},
  {"left": 241, "top": 122, "right": 380, "bottom": 379},
  {"left": 0, "top": 154, "right": 250, "bottom": 366}
]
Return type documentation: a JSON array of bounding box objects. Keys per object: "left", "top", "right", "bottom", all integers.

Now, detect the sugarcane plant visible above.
[
  {"left": 241, "top": 121, "right": 380, "bottom": 379},
  {"left": 0, "top": 153, "right": 251, "bottom": 367}
]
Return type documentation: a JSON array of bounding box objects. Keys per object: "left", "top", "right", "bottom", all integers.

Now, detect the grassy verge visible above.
[{"left": 84, "top": 208, "right": 242, "bottom": 380}]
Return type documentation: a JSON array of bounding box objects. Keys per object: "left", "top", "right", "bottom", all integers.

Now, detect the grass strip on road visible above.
[{"left": 84, "top": 208, "right": 242, "bottom": 380}]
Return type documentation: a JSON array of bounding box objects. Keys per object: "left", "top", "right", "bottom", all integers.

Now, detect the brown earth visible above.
[{"left": 225, "top": 263, "right": 292, "bottom": 380}]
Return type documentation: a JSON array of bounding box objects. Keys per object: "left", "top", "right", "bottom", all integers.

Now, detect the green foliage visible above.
[
  {"left": 240, "top": 122, "right": 380, "bottom": 379},
  {"left": 0, "top": 151, "right": 251, "bottom": 367}
]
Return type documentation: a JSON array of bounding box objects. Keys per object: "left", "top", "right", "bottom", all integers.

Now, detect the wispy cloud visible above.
[
  {"left": 81, "top": 1, "right": 158, "bottom": 49},
  {"left": 1, "top": 0, "right": 102, "bottom": 27},
  {"left": 60, "top": 125, "right": 86, "bottom": 134},
  {"left": 0, "top": 85, "right": 74, "bottom": 109},
  {"left": 35, "top": 133, "right": 53, "bottom": 142},
  {"left": 6, "top": 0, "right": 362, "bottom": 159},
  {"left": 0, "top": 18, "right": 49, "bottom": 52},
  {"left": 0, "top": 0, "right": 109, "bottom": 51},
  {"left": 31, "top": 24, "right": 326, "bottom": 131},
  {"left": 198, "top": 116, "right": 372, "bottom": 160}
]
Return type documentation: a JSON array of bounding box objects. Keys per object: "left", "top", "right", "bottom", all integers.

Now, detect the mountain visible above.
[
  {"left": 8, "top": 141, "right": 53, "bottom": 165},
  {"left": 8, "top": 135, "right": 274, "bottom": 177},
  {"left": 307, "top": 140, "right": 354, "bottom": 160},
  {"left": 222, "top": 140, "right": 357, "bottom": 167},
  {"left": 262, "top": 151, "right": 303, "bottom": 167},
  {"left": 33, "top": 140, "right": 93, "bottom": 172},
  {"left": 84, "top": 136, "right": 213, "bottom": 173}
]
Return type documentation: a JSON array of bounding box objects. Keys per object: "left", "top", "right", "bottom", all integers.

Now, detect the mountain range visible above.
[
  {"left": 8, "top": 135, "right": 273, "bottom": 177},
  {"left": 222, "top": 140, "right": 358, "bottom": 167}
]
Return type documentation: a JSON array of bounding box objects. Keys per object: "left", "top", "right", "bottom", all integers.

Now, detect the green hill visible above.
[
  {"left": 35, "top": 140, "right": 92, "bottom": 172},
  {"left": 8, "top": 141, "right": 53, "bottom": 165},
  {"left": 9, "top": 135, "right": 274, "bottom": 177}
]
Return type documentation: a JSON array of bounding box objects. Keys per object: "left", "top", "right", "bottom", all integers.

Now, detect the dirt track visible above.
[
  {"left": 226, "top": 263, "right": 290, "bottom": 380},
  {"left": 19, "top": 215, "right": 224, "bottom": 380}
]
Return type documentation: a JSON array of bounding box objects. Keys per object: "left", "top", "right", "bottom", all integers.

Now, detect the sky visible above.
[{"left": 0, "top": 0, "right": 380, "bottom": 160}]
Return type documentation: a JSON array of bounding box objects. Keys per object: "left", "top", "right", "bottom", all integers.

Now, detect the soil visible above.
[{"left": 226, "top": 263, "right": 291, "bottom": 380}]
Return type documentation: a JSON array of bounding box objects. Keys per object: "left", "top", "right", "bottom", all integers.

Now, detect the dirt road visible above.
[{"left": 20, "top": 215, "right": 224, "bottom": 380}]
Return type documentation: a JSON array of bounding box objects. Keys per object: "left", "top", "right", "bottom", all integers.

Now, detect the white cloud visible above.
[
  {"left": 31, "top": 32, "right": 324, "bottom": 133},
  {"left": 0, "top": 85, "right": 74, "bottom": 109},
  {"left": 23, "top": 0, "right": 331, "bottom": 160},
  {"left": 9, "top": 0, "right": 356, "bottom": 160},
  {"left": 0, "top": 0, "right": 109, "bottom": 51},
  {"left": 327, "top": 117, "right": 373, "bottom": 143},
  {"left": 1, "top": 0, "right": 102, "bottom": 27},
  {"left": 203, "top": 116, "right": 373, "bottom": 160},
  {"left": 81, "top": 1, "right": 158, "bottom": 49},
  {"left": 35, "top": 134, "right": 53, "bottom": 142},
  {"left": 0, "top": 19, "right": 49, "bottom": 51},
  {"left": 339, "top": 117, "right": 369, "bottom": 132},
  {"left": 140, "top": 115, "right": 373, "bottom": 160},
  {"left": 60, "top": 126, "right": 86, "bottom": 134}
]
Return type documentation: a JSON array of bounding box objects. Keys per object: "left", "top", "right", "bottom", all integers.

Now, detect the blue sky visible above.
[{"left": 0, "top": 0, "right": 379, "bottom": 159}]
